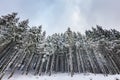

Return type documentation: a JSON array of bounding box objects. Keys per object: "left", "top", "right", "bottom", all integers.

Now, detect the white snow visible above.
[{"left": 2, "top": 72, "right": 120, "bottom": 80}]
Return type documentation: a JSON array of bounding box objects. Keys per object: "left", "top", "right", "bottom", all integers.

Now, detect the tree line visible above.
[{"left": 0, "top": 13, "right": 120, "bottom": 79}]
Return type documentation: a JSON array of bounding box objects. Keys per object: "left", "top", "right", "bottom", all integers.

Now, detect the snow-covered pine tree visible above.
[{"left": 1, "top": 13, "right": 120, "bottom": 79}]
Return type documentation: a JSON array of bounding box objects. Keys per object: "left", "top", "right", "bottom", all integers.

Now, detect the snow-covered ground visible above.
[{"left": 2, "top": 72, "right": 120, "bottom": 80}]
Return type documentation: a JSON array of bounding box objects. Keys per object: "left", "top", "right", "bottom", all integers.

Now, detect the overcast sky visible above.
[{"left": 0, "top": 0, "right": 120, "bottom": 35}]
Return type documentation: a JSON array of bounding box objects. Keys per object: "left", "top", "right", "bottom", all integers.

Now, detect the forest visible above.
[{"left": 0, "top": 13, "right": 120, "bottom": 79}]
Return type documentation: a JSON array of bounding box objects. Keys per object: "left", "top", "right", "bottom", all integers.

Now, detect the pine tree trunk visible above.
[
  {"left": 61, "top": 55, "right": 64, "bottom": 72},
  {"left": 0, "top": 41, "right": 14, "bottom": 60},
  {"left": 93, "top": 48, "right": 107, "bottom": 74},
  {"left": 49, "top": 54, "right": 55, "bottom": 76},
  {"left": 34, "top": 54, "right": 42, "bottom": 75},
  {"left": 0, "top": 50, "right": 17, "bottom": 80},
  {"left": 86, "top": 50, "right": 95, "bottom": 73},
  {"left": 55, "top": 55, "right": 59, "bottom": 72},
  {"left": 8, "top": 53, "right": 21, "bottom": 79},
  {"left": 66, "top": 54, "right": 70, "bottom": 73},
  {"left": 17, "top": 52, "right": 27, "bottom": 70},
  {"left": 45, "top": 55, "right": 50, "bottom": 74},
  {"left": 76, "top": 48, "right": 80, "bottom": 73},
  {"left": 26, "top": 53, "right": 35, "bottom": 75},
  {"left": 105, "top": 47, "right": 120, "bottom": 74},
  {"left": 0, "top": 50, "right": 18, "bottom": 75},
  {"left": 39, "top": 55, "right": 44, "bottom": 76},
  {"left": 8, "top": 49, "right": 26, "bottom": 79},
  {"left": 69, "top": 47, "right": 73, "bottom": 77},
  {"left": 22, "top": 50, "right": 34, "bottom": 75},
  {"left": 0, "top": 44, "right": 14, "bottom": 69},
  {"left": 79, "top": 49, "right": 84, "bottom": 73},
  {"left": 65, "top": 54, "right": 67, "bottom": 72}
]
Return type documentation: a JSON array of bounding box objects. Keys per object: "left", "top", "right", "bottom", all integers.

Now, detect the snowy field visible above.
[{"left": 2, "top": 72, "right": 120, "bottom": 80}]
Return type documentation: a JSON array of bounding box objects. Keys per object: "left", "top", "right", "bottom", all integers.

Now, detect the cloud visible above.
[
  {"left": 79, "top": 0, "right": 120, "bottom": 30},
  {"left": 33, "top": 0, "right": 88, "bottom": 35},
  {"left": 0, "top": 0, "right": 21, "bottom": 14},
  {"left": 0, "top": 0, "right": 120, "bottom": 35}
]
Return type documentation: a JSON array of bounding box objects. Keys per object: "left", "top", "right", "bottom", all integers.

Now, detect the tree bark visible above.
[
  {"left": 69, "top": 47, "right": 73, "bottom": 77},
  {"left": 76, "top": 48, "right": 80, "bottom": 73},
  {"left": 45, "top": 55, "right": 50, "bottom": 74},
  {"left": 49, "top": 54, "right": 55, "bottom": 76},
  {"left": 34, "top": 54, "right": 42, "bottom": 75}
]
